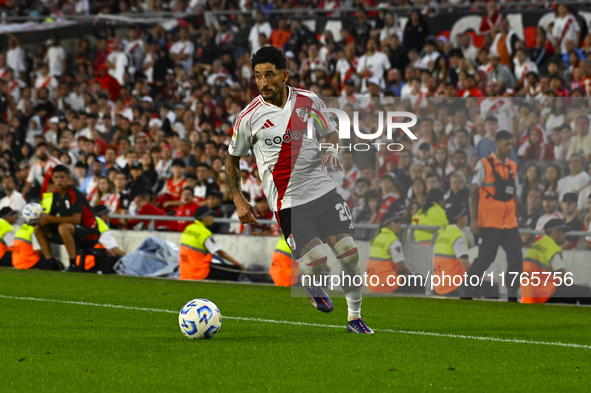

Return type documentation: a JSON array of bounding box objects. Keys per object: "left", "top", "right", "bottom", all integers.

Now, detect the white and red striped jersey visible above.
[
  {"left": 86, "top": 176, "right": 99, "bottom": 202},
  {"left": 552, "top": 14, "right": 581, "bottom": 54},
  {"left": 513, "top": 59, "right": 538, "bottom": 87},
  {"left": 100, "top": 192, "right": 120, "bottom": 213},
  {"left": 229, "top": 86, "right": 338, "bottom": 212},
  {"left": 26, "top": 157, "right": 61, "bottom": 193},
  {"left": 160, "top": 177, "right": 186, "bottom": 199},
  {"left": 34, "top": 73, "right": 58, "bottom": 100},
  {"left": 331, "top": 166, "right": 361, "bottom": 199},
  {"left": 480, "top": 97, "right": 517, "bottom": 134},
  {"left": 7, "top": 78, "right": 25, "bottom": 103}
]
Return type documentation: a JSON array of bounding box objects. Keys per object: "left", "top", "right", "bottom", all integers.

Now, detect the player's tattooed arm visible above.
[
  {"left": 225, "top": 154, "right": 242, "bottom": 199},
  {"left": 225, "top": 154, "right": 260, "bottom": 224}
]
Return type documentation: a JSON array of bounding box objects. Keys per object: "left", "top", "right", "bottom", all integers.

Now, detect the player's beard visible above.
[{"left": 261, "top": 84, "right": 284, "bottom": 105}]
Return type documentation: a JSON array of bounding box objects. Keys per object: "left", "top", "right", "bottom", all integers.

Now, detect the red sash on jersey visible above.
[
  {"left": 8, "top": 80, "right": 18, "bottom": 94},
  {"left": 36, "top": 76, "right": 53, "bottom": 100},
  {"left": 486, "top": 98, "right": 505, "bottom": 115},
  {"left": 340, "top": 57, "right": 358, "bottom": 91},
  {"left": 378, "top": 195, "right": 398, "bottom": 223},
  {"left": 558, "top": 17, "right": 573, "bottom": 49}
]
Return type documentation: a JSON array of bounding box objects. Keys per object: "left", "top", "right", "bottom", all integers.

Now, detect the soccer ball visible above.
[
  {"left": 22, "top": 203, "right": 44, "bottom": 225},
  {"left": 178, "top": 299, "right": 222, "bottom": 339}
]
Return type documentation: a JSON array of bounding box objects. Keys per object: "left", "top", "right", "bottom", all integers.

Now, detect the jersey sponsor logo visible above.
[
  {"left": 263, "top": 128, "right": 307, "bottom": 146},
  {"left": 261, "top": 119, "right": 275, "bottom": 129}
]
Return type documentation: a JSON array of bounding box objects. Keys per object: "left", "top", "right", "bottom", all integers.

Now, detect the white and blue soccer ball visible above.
[
  {"left": 22, "top": 203, "right": 44, "bottom": 225},
  {"left": 179, "top": 299, "right": 222, "bottom": 340}
]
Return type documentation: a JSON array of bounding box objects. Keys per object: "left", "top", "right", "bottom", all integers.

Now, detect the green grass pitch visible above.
[{"left": 1, "top": 268, "right": 590, "bottom": 392}]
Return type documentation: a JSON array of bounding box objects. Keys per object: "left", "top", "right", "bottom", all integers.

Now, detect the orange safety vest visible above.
[
  {"left": 179, "top": 220, "right": 214, "bottom": 280},
  {"left": 433, "top": 225, "right": 469, "bottom": 295},
  {"left": 0, "top": 218, "right": 13, "bottom": 260},
  {"left": 367, "top": 227, "right": 399, "bottom": 292},
  {"left": 75, "top": 218, "right": 110, "bottom": 270},
  {"left": 12, "top": 238, "right": 39, "bottom": 269},
  {"left": 269, "top": 238, "right": 298, "bottom": 286},
  {"left": 521, "top": 236, "right": 561, "bottom": 304},
  {"left": 478, "top": 153, "right": 518, "bottom": 229}
]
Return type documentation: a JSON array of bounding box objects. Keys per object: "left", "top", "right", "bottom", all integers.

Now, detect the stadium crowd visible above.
[{"left": 0, "top": 2, "right": 590, "bottom": 251}]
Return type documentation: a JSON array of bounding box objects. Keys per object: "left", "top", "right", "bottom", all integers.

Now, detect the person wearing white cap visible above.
[{"left": 356, "top": 37, "right": 390, "bottom": 93}]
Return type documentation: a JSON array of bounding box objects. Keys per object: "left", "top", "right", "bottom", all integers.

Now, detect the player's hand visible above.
[
  {"left": 236, "top": 198, "right": 259, "bottom": 225},
  {"left": 36, "top": 213, "right": 51, "bottom": 227},
  {"left": 470, "top": 220, "right": 479, "bottom": 235},
  {"left": 322, "top": 150, "right": 342, "bottom": 170}
]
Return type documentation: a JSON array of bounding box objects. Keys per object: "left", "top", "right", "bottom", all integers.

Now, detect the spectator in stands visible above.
[
  {"left": 487, "top": 53, "right": 516, "bottom": 90},
  {"left": 517, "top": 127, "right": 555, "bottom": 161},
  {"left": 520, "top": 164, "right": 543, "bottom": 204},
  {"left": 356, "top": 38, "right": 390, "bottom": 93},
  {"left": 557, "top": 154, "right": 591, "bottom": 199},
  {"left": 403, "top": 9, "right": 430, "bottom": 53},
  {"left": 175, "top": 187, "right": 201, "bottom": 232},
  {"left": 568, "top": 116, "right": 591, "bottom": 162},
  {"left": 519, "top": 187, "right": 544, "bottom": 247},
  {"left": 125, "top": 191, "right": 174, "bottom": 231},
  {"left": 347, "top": 177, "right": 370, "bottom": 212},
  {"left": 425, "top": 172, "right": 442, "bottom": 193},
  {"left": 249, "top": 11, "right": 272, "bottom": 54},
  {"left": 250, "top": 196, "right": 275, "bottom": 236},
  {"left": 158, "top": 158, "right": 186, "bottom": 212},
  {"left": 377, "top": 173, "right": 404, "bottom": 222},
  {"left": 444, "top": 172, "right": 470, "bottom": 211},
  {"left": 270, "top": 18, "right": 291, "bottom": 50},
  {"left": 0, "top": 175, "right": 26, "bottom": 211},
  {"left": 561, "top": 192, "right": 583, "bottom": 250},
  {"left": 535, "top": 190, "right": 565, "bottom": 243}
]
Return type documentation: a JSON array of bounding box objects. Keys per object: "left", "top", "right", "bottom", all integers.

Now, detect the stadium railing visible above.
[{"left": 109, "top": 214, "right": 591, "bottom": 239}]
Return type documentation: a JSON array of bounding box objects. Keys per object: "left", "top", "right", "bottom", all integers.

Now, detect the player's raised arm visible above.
[{"left": 225, "top": 154, "right": 260, "bottom": 225}]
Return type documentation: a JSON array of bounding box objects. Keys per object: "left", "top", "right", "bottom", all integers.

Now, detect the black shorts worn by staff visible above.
[
  {"left": 47, "top": 185, "right": 100, "bottom": 247},
  {"left": 276, "top": 188, "right": 353, "bottom": 259}
]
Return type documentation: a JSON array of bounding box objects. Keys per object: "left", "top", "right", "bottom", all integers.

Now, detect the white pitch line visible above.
[{"left": 1, "top": 294, "right": 590, "bottom": 350}]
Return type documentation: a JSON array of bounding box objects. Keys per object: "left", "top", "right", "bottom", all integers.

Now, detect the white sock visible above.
[{"left": 333, "top": 237, "right": 363, "bottom": 321}]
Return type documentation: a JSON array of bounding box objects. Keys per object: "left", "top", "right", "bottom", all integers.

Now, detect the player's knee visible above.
[
  {"left": 301, "top": 243, "right": 328, "bottom": 275},
  {"left": 333, "top": 236, "right": 359, "bottom": 266},
  {"left": 57, "top": 223, "right": 74, "bottom": 235}
]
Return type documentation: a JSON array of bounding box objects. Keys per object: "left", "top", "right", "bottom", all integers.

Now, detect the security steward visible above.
[
  {"left": 269, "top": 236, "right": 298, "bottom": 286},
  {"left": 0, "top": 207, "right": 18, "bottom": 266},
  {"left": 433, "top": 206, "right": 471, "bottom": 297},
  {"left": 180, "top": 206, "right": 244, "bottom": 281},
  {"left": 366, "top": 210, "right": 422, "bottom": 293},
  {"left": 412, "top": 188, "right": 449, "bottom": 245},
  {"left": 521, "top": 219, "right": 591, "bottom": 304},
  {"left": 12, "top": 223, "right": 42, "bottom": 270},
  {"left": 74, "top": 205, "right": 126, "bottom": 273},
  {"left": 12, "top": 192, "right": 54, "bottom": 270},
  {"left": 469, "top": 130, "right": 522, "bottom": 301}
]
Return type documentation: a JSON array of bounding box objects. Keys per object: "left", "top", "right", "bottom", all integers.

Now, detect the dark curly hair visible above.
[{"left": 250, "top": 46, "right": 288, "bottom": 70}]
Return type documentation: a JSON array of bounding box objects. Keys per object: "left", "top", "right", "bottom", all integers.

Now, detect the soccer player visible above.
[
  {"left": 225, "top": 46, "right": 372, "bottom": 334},
  {"left": 34, "top": 165, "right": 100, "bottom": 270}
]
